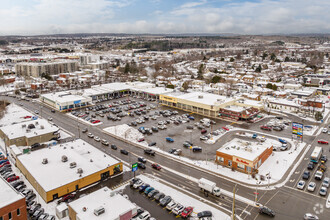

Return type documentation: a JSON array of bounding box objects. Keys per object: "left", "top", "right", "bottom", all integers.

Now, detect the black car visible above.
[
  {"left": 321, "top": 155, "right": 327, "bottom": 163},
  {"left": 26, "top": 193, "right": 36, "bottom": 202},
  {"left": 137, "top": 162, "right": 146, "bottom": 169},
  {"left": 51, "top": 109, "right": 55, "bottom": 113},
  {"left": 197, "top": 211, "right": 213, "bottom": 218},
  {"left": 307, "top": 162, "right": 315, "bottom": 170},
  {"left": 275, "top": 116, "right": 283, "bottom": 120},
  {"left": 111, "top": 144, "right": 117, "bottom": 150},
  {"left": 11, "top": 181, "right": 24, "bottom": 188},
  {"left": 120, "top": 149, "right": 128, "bottom": 155},
  {"left": 259, "top": 206, "right": 275, "bottom": 217},
  {"left": 148, "top": 142, "right": 157, "bottom": 147},
  {"left": 272, "top": 126, "right": 283, "bottom": 131},
  {"left": 144, "top": 149, "right": 155, "bottom": 156},
  {"left": 302, "top": 171, "right": 310, "bottom": 180},
  {"left": 138, "top": 157, "right": 147, "bottom": 163}
]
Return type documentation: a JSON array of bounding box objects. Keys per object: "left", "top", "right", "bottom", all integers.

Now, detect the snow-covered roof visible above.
[
  {"left": 174, "top": 92, "right": 235, "bottom": 106},
  {"left": 0, "top": 118, "right": 59, "bottom": 140},
  {"left": 0, "top": 103, "right": 34, "bottom": 127},
  {"left": 17, "top": 139, "right": 121, "bottom": 192},
  {"left": 131, "top": 86, "right": 173, "bottom": 95},
  {"left": 0, "top": 178, "right": 24, "bottom": 209},
  {"left": 217, "top": 138, "right": 273, "bottom": 162},
  {"left": 42, "top": 91, "right": 91, "bottom": 104},
  {"left": 69, "top": 187, "right": 136, "bottom": 220}
]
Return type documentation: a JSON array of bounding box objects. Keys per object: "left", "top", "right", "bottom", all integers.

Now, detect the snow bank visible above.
[{"left": 103, "top": 124, "right": 144, "bottom": 143}]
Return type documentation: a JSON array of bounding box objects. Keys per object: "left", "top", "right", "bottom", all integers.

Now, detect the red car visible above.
[
  {"left": 201, "top": 129, "right": 207, "bottom": 134},
  {"left": 180, "top": 206, "right": 193, "bottom": 218},
  {"left": 260, "top": 125, "right": 272, "bottom": 131},
  {"left": 151, "top": 163, "right": 161, "bottom": 170},
  {"left": 222, "top": 126, "right": 229, "bottom": 131},
  {"left": 57, "top": 193, "right": 75, "bottom": 204},
  {"left": 7, "top": 176, "right": 19, "bottom": 182},
  {"left": 318, "top": 140, "right": 329, "bottom": 144},
  {"left": 23, "top": 116, "right": 32, "bottom": 119},
  {"left": 0, "top": 161, "right": 10, "bottom": 168},
  {"left": 92, "top": 120, "right": 100, "bottom": 124},
  {"left": 138, "top": 138, "right": 145, "bottom": 142}
]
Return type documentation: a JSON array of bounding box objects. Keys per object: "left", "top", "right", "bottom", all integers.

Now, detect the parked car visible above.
[
  {"left": 57, "top": 193, "right": 75, "bottom": 204},
  {"left": 148, "top": 142, "right": 157, "bottom": 147},
  {"left": 180, "top": 206, "right": 194, "bottom": 218},
  {"left": 303, "top": 213, "right": 319, "bottom": 220},
  {"left": 201, "top": 129, "right": 207, "bottom": 134},
  {"left": 94, "top": 136, "right": 101, "bottom": 142},
  {"left": 82, "top": 128, "right": 88, "bottom": 133},
  {"left": 139, "top": 184, "right": 150, "bottom": 192},
  {"left": 172, "top": 204, "right": 185, "bottom": 215},
  {"left": 260, "top": 125, "right": 272, "bottom": 131},
  {"left": 32, "top": 208, "right": 44, "bottom": 219},
  {"left": 160, "top": 196, "right": 172, "bottom": 206},
  {"left": 101, "top": 139, "right": 109, "bottom": 146},
  {"left": 154, "top": 192, "right": 165, "bottom": 201},
  {"left": 297, "top": 180, "right": 306, "bottom": 190},
  {"left": 7, "top": 176, "right": 19, "bottom": 182},
  {"left": 259, "top": 206, "right": 275, "bottom": 217},
  {"left": 319, "top": 186, "right": 328, "bottom": 196},
  {"left": 307, "top": 162, "right": 315, "bottom": 170},
  {"left": 308, "top": 182, "right": 316, "bottom": 192},
  {"left": 192, "top": 146, "right": 202, "bottom": 152},
  {"left": 137, "top": 162, "right": 146, "bottom": 169},
  {"left": 322, "top": 177, "right": 330, "bottom": 188},
  {"left": 321, "top": 155, "right": 327, "bottom": 163},
  {"left": 166, "top": 137, "right": 174, "bottom": 142},
  {"left": 137, "top": 211, "right": 150, "bottom": 220},
  {"left": 197, "top": 211, "right": 213, "bottom": 218},
  {"left": 151, "top": 163, "right": 161, "bottom": 170},
  {"left": 302, "top": 171, "right": 310, "bottom": 180},
  {"left": 87, "top": 133, "right": 94, "bottom": 138},
  {"left": 148, "top": 189, "right": 159, "bottom": 198},
  {"left": 166, "top": 200, "right": 177, "bottom": 210}
]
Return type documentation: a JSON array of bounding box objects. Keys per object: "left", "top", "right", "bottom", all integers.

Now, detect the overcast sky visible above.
[{"left": 0, "top": 0, "right": 329, "bottom": 35}]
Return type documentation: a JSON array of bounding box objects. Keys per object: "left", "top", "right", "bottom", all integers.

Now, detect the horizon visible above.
[{"left": 0, "top": 0, "right": 329, "bottom": 36}]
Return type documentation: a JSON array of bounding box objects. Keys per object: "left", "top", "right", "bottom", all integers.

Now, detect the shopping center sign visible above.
[{"left": 292, "top": 122, "right": 303, "bottom": 141}]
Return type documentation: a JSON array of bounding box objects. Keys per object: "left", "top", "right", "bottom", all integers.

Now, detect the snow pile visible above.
[
  {"left": 104, "top": 124, "right": 144, "bottom": 143},
  {"left": 303, "top": 125, "right": 318, "bottom": 136},
  {"left": 137, "top": 175, "right": 231, "bottom": 220}
]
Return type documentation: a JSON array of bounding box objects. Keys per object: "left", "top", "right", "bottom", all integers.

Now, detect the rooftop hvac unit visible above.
[
  {"left": 110, "top": 191, "right": 116, "bottom": 197},
  {"left": 198, "top": 95, "right": 203, "bottom": 99},
  {"left": 70, "top": 162, "right": 77, "bottom": 168},
  {"left": 90, "top": 159, "right": 93, "bottom": 162},
  {"left": 77, "top": 168, "right": 83, "bottom": 174},
  {"left": 42, "top": 158, "right": 48, "bottom": 164},
  {"left": 35, "top": 121, "right": 39, "bottom": 125},
  {"left": 26, "top": 128, "right": 31, "bottom": 133},
  {"left": 40, "top": 125, "right": 44, "bottom": 129},
  {"left": 22, "top": 124, "right": 26, "bottom": 128},
  {"left": 62, "top": 155, "right": 68, "bottom": 162}
]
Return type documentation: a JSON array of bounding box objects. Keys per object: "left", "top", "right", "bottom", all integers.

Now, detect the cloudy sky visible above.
[{"left": 0, "top": 0, "right": 329, "bottom": 35}]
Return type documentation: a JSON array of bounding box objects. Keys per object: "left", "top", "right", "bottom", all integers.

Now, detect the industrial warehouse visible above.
[{"left": 16, "top": 139, "right": 123, "bottom": 203}]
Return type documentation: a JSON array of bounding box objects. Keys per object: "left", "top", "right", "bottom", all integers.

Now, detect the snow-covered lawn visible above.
[
  {"left": 103, "top": 124, "right": 144, "bottom": 143},
  {"left": 132, "top": 174, "right": 231, "bottom": 220}
]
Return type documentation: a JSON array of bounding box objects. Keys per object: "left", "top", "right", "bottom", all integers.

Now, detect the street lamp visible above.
[{"left": 254, "top": 181, "right": 261, "bottom": 204}]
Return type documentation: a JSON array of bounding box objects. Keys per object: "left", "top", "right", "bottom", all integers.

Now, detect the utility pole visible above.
[{"left": 232, "top": 184, "right": 237, "bottom": 220}]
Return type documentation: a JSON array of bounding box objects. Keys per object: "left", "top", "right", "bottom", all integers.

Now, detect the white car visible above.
[
  {"left": 319, "top": 186, "right": 328, "bottom": 196},
  {"left": 87, "top": 133, "right": 94, "bottom": 138},
  {"left": 307, "top": 182, "right": 316, "bottom": 192},
  {"left": 172, "top": 204, "right": 185, "bottom": 215},
  {"left": 326, "top": 194, "right": 330, "bottom": 208},
  {"left": 297, "top": 180, "right": 305, "bottom": 190},
  {"left": 94, "top": 136, "right": 100, "bottom": 142},
  {"left": 48, "top": 117, "right": 53, "bottom": 121},
  {"left": 304, "top": 213, "right": 319, "bottom": 219},
  {"left": 322, "top": 128, "right": 328, "bottom": 133},
  {"left": 133, "top": 180, "right": 143, "bottom": 189},
  {"left": 166, "top": 200, "right": 177, "bottom": 210},
  {"left": 138, "top": 211, "right": 151, "bottom": 220}
]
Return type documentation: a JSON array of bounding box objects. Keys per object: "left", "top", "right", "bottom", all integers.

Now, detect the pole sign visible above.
[
  {"left": 292, "top": 122, "right": 303, "bottom": 141},
  {"left": 132, "top": 163, "right": 138, "bottom": 172}
]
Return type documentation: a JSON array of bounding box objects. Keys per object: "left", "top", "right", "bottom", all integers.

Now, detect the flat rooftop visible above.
[
  {"left": 69, "top": 187, "right": 136, "bottom": 220},
  {"left": 17, "top": 139, "right": 120, "bottom": 192},
  {"left": 176, "top": 92, "right": 235, "bottom": 106},
  {"left": 42, "top": 91, "right": 91, "bottom": 104},
  {"left": 0, "top": 177, "right": 24, "bottom": 209},
  {"left": 0, "top": 103, "right": 34, "bottom": 127},
  {"left": 0, "top": 118, "right": 59, "bottom": 140},
  {"left": 217, "top": 138, "right": 273, "bottom": 162}
]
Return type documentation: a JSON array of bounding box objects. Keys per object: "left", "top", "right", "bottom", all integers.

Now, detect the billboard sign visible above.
[
  {"left": 292, "top": 122, "right": 303, "bottom": 141},
  {"left": 132, "top": 163, "right": 138, "bottom": 172}
]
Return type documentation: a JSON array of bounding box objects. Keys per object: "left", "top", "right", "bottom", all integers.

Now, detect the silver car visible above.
[{"left": 319, "top": 186, "right": 328, "bottom": 196}]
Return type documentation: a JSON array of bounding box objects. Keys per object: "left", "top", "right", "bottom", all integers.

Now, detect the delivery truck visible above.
[{"left": 198, "top": 178, "right": 221, "bottom": 196}]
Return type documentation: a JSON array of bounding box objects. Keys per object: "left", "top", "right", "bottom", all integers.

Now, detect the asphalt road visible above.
[{"left": 2, "top": 95, "right": 330, "bottom": 220}]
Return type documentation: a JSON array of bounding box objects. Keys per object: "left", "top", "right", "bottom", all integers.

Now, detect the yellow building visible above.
[
  {"left": 160, "top": 91, "right": 263, "bottom": 122},
  {"left": 16, "top": 139, "right": 123, "bottom": 203}
]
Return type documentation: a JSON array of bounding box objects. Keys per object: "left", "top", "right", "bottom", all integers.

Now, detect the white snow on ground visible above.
[
  {"left": 66, "top": 113, "right": 103, "bottom": 126},
  {"left": 0, "top": 84, "right": 15, "bottom": 93},
  {"left": 303, "top": 125, "right": 319, "bottom": 136},
  {"left": 135, "top": 174, "right": 231, "bottom": 220},
  {"left": 105, "top": 126, "right": 306, "bottom": 186},
  {"left": 104, "top": 124, "right": 144, "bottom": 143},
  {"left": 58, "top": 129, "right": 73, "bottom": 139}
]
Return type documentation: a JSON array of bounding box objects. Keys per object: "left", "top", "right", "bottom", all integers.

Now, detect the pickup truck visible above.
[
  {"left": 144, "top": 149, "right": 156, "bottom": 156},
  {"left": 315, "top": 171, "right": 323, "bottom": 180}
]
